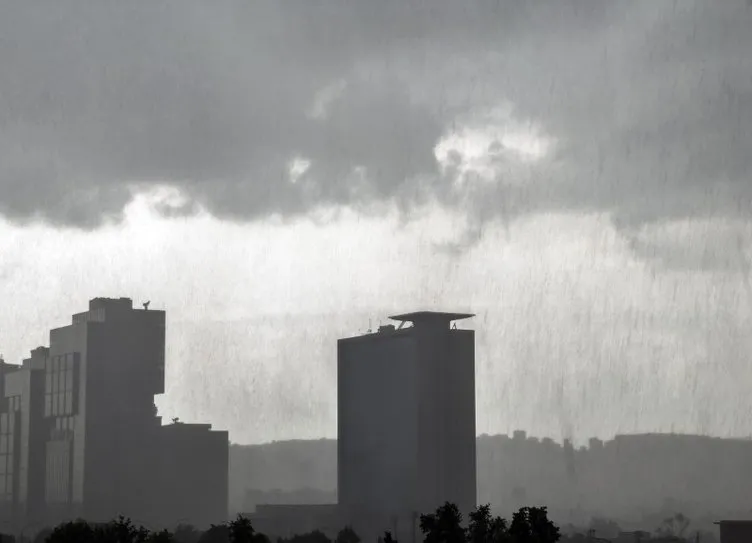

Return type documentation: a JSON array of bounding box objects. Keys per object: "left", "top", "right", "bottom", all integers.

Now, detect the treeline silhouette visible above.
[
  {"left": 0, "top": 504, "right": 709, "bottom": 543},
  {"left": 0, "top": 504, "right": 560, "bottom": 543}
]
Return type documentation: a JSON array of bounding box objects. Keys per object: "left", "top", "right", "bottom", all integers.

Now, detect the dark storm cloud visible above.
[{"left": 0, "top": 1, "right": 750, "bottom": 233}]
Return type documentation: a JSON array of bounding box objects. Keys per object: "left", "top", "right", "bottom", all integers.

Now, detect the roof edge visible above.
[{"left": 388, "top": 311, "right": 475, "bottom": 323}]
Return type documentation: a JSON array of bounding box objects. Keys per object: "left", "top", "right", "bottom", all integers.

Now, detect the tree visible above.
[
  {"left": 468, "top": 504, "right": 509, "bottom": 543},
  {"left": 656, "top": 513, "right": 690, "bottom": 539},
  {"left": 335, "top": 526, "right": 360, "bottom": 543},
  {"left": 198, "top": 524, "right": 229, "bottom": 543},
  {"left": 46, "top": 519, "right": 96, "bottom": 543},
  {"left": 227, "top": 515, "right": 264, "bottom": 543},
  {"left": 173, "top": 525, "right": 201, "bottom": 543},
  {"left": 94, "top": 516, "right": 150, "bottom": 543},
  {"left": 147, "top": 530, "right": 175, "bottom": 543},
  {"left": 508, "top": 507, "right": 560, "bottom": 543},
  {"left": 420, "top": 502, "right": 466, "bottom": 543},
  {"left": 282, "top": 530, "right": 331, "bottom": 543}
]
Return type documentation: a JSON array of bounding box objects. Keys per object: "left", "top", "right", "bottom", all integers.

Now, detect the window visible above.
[
  {"left": 0, "top": 409, "right": 16, "bottom": 502},
  {"left": 44, "top": 352, "right": 79, "bottom": 418}
]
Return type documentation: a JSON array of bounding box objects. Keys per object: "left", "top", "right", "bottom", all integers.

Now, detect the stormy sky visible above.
[{"left": 1, "top": 1, "right": 751, "bottom": 444}]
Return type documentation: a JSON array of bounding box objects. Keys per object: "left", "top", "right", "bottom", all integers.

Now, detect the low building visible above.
[
  {"left": 716, "top": 520, "right": 752, "bottom": 543},
  {"left": 0, "top": 351, "right": 46, "bottom": 532},
  {"left": 614, "top": 531, "right": 650, "bottom": 542},
  {"left": 248, "top": 504, "right": 341, "bottom": 539},
  {"left": 157, "top": 422, "right": 229, "bottom": 529}
]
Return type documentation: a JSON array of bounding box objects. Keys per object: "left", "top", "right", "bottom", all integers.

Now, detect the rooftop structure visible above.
[{"left": 388, "top": 311, "right": 475, "bottom": 324}]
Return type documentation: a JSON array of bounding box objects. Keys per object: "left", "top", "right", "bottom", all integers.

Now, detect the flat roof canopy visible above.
[{"left": 389, "top": 311, "right": 475, "bottom": 323}]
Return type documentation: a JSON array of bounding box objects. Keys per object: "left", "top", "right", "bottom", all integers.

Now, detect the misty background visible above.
[{"left": 1, "top": 0, "right": 751, "bottom": 462}]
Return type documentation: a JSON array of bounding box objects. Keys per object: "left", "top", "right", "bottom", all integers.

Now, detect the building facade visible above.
[
  {"left": 157, "top": 422, "right": 229, "bottom": 529},
  {"left": 0, "top": 349, "right": 48, "bottom": 531},
  {"left": 0, "top": 298, "right": 229, "bottom": 532},
  {"left": 716, "top": 521, "right": 752, "bottom": 543},
  {"left": 337, "top": 311, "right": 477, "bottom": 540}
]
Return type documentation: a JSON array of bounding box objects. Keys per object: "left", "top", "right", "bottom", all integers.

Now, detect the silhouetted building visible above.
[
  {"left": 246, "top": 311, "right": 477, "bottom": 540},
  {"left": 0, "top": 298, "right": 229, "bottom": 531},
  {"left": 157, "top": 422, "right": 229, "bottom": 528},
  {"left": 0, "top": 349, "right": 47, "bottom": 529},
  {"left": 337, "top": 311, "right": 476, "bottom": 540},
  {"left": 39, "top": 297, "right": 167, "bottom": 524},
  {"left": 716, "top": 520, "right": 752, "bottom": 543}
]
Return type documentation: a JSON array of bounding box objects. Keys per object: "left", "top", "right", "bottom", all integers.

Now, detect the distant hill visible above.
[
  {"left": 230, "top": 438, "right": 336, "bottom": 511},
  {"left": 230, "top": 431, "right": 752, "bottom": 526}
]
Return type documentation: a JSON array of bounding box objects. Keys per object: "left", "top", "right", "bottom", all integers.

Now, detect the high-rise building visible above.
[
  {"left": 0, "top": 298, "right": 229, "bottom": 532},
  {"left": 0, "top": 349, "right": 47, "bottom": 529},
  {"left": 337, "top": 311, "right": 476, "bottom": 540},
  {"left": 43, "top": 297, "right": 166, "bottom": 524}
]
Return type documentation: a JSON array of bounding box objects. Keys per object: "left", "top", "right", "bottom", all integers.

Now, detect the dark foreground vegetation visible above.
[{"left": 0, "top": 504, "right": 707, "bottom": 543}]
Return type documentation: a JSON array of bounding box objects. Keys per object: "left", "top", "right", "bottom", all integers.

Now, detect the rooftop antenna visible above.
[
  {"left": 143, "top": 301, "right": 151, "bottom": 310},
  {"left": 368, "top": 318, "right": 372, "bottom": 333}
]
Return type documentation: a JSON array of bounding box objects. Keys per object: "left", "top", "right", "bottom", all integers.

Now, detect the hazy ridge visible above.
[{"left": 231, "top": 432, "right": 752, "bottom": 529}]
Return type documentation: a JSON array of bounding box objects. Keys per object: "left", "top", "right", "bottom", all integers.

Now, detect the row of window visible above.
[
  {"left": 45, "top": 439, "right": 72, "bottom": 504},
  {"left": 4, "top": 396, "right": 20, "bottom": 413},
  {"left": 0, "top": 410, "right": 17, "bottom": 501},
  {"left": 0, "top": 470, "right": 13, "bottom": 502},
  {"left": 44, "top": 389, "right": 76, "bottom": 418},
  {"left": 0, "top": 410, "right": 16, "bottom": 435},
  {"left": 55, "top": 416, "right": 76, "bottom": 432},
  {"left": 0, "top": 435, "right": 14, "bottom": 457},
  {"left": 0, "top": 453, "right": 14, "bottom": 478},
  {"left": 45, "top": 354, "right": 76, "bottom": 375},
  {"left": 45, "top": 360, "right": 76, "bottom": 395},
  {"left": 0, "top": 410, "right": 17, "bottom": 457},
  {"left": 44, "top": 353, "right": 79, "bottom": 418}
]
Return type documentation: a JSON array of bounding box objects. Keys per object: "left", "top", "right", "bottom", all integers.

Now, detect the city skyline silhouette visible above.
[{"left": 2, "top": 1, "right": 752, "bottom": 541}]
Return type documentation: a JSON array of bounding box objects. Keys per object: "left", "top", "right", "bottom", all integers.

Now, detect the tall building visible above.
[
  {"left": 0, "top": 297, "right": 229, "bottom": 532},
  {"left": 0, "top": 349, "right": 47, "bottom": 529},
  {"left": 337, "top": 311, "right": 477, "bottom": 539},
  {"left": 44, "top": 297, "right": 166, "bottom": 524}
]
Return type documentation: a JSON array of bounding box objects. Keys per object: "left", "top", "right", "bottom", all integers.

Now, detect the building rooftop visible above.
[
  {"left": 89, "top": 297, "right": 133, "bottom": 310},
  {"left": 388, "top": 311, "right": 475, "bottom": 323}
]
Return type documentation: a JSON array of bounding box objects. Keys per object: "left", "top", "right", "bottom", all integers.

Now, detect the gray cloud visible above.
[{"left": 1, "top": 1, "right": 751, "bottom": 241}]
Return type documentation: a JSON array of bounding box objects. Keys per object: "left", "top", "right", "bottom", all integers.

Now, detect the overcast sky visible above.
[{"left": 1, "top": 1, "right": 751, "bottom": 444}]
